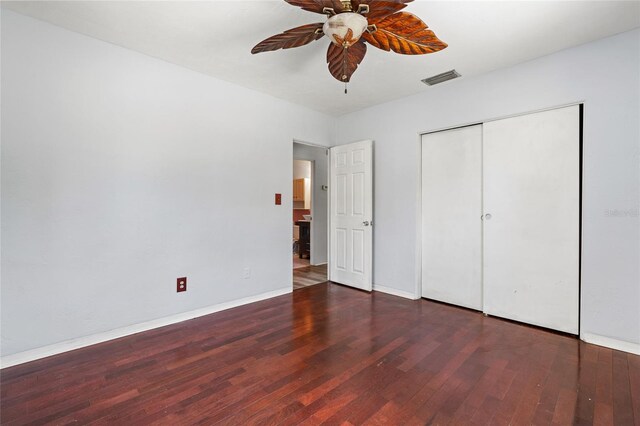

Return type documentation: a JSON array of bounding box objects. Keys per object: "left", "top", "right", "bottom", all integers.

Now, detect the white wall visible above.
[
  {"left": 293, "top": 160, "right": 311, "bottom": 180},
  {"left": 0, "top": 10, "right": 333, "bottom": 357},
  {"left": 336, "top": 29, "right": 640, "bottom": 349},
  {"left": 293, "top": 143, "right": 328, "bottom": 265},
  {"left": 2, "top": 9, "right": 638, "bottom": 361}
]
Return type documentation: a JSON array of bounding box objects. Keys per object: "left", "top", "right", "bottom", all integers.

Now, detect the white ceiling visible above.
[{"left": 3, "top": 1, "right": 640, "bottom": 116}]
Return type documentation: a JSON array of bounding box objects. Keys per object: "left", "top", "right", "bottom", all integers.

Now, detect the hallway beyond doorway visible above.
[{"left": 293, "top": 259, "right": 327, "bottom": 290}]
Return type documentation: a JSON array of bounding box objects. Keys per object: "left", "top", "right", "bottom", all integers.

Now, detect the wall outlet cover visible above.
[{"left": 177, "top": 277, "right": 187, "bottom": 292}]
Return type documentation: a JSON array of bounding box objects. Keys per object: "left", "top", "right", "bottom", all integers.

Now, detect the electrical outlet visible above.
[
  {"left": 177, "top": 277, "right": 187, "bottom": 292},
  {"left": 243, "top": 268, "right": 251, "bottom": 279}
]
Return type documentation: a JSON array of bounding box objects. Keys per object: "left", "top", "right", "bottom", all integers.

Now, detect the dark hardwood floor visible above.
[{"left": 1, "top": 282, "right": 638, "bottom": 425}]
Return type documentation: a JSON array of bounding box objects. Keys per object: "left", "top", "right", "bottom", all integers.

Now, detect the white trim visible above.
[
  {"left": 293, "top": 139, "right": 331, "bottom": 282},
  {"left": 373, "top": 284, "right": 419, "bottom": 300},
  {"left": 292, "top": 138, "right": 330, "bottom": 149},
  {"left": 414, "top": 133, "right": 423, "bottom": 299},
  {"left": 310, "top": 158, "right": 317, "bottom": 265},
  {"left": 327, "top": 146, "right": 332, "bottom": 282},
  {"left": 417, "top": 100, "right": 586, "bottom": 136},
  {"left": 290, "top": 141, "right": 296, "bottom": 290},
  {"left": 581, "top": 332, "right": 640, "bottom": 355},
  {"left": 0, "top": 287, "right": 292, "bottom": 369}
]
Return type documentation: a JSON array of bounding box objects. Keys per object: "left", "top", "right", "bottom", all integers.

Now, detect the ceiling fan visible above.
[{"left": 251, "top": 0, "right": 447, "bottom": 90}]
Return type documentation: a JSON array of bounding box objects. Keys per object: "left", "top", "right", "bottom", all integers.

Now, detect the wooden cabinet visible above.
[
  {"left": 295, "top": 220, "right": 310, "bottom": 259},
  {"left": 293, "top": 178, "right": 305, "bottom": 201},
  {"left": 293, "top": 178, "right": 311, "bottom": 209}
]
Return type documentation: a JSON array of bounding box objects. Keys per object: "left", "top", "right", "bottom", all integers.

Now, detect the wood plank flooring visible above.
[
  {"left": 1, "top": 282, "right": 639, "bottom": 425},
  {"left": 293, "top": 255, "right": 310, "bottom": 270},
  {"left": 293, "top": 264, "right": 327, "bottom": 290}
]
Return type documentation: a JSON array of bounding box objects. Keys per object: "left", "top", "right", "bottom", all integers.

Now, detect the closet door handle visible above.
[{"left": 483, "top": 213, "right": 492, "bottom": 220}]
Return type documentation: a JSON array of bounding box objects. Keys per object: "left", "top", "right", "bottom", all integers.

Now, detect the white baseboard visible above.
[
  {"left": 373, "top": 284, "right": 418, "bottom": 300},
  {"left": 0, "top": 287, "right": 292, "bottom": 369},
  {"left": 581, "top": 332, "right": 640, "bottom": 355}
]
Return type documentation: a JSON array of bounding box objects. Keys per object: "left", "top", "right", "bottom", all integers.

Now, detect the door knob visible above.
[
  {"left": 363, "top": 221, "right": 370, "bottom": 226},
  {"left": 484, "top": 213, "right": 492, "bottom": 220}
]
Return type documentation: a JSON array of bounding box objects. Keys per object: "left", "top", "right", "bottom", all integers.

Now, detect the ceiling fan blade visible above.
[
  {"left": 362, "top": 12, "right": 447, "bottom": 55},
  {"left": 354, "top": 0, "right": 413, "bottom": 23},
  {"left": 327, "top": 40, "right": 367, "bottom": 82},
  {"left": 252, "top": 23, "right": 325, "bottom": 54},
  {"left": 285, "top": 0, "right": 348, "bottom": 14}
]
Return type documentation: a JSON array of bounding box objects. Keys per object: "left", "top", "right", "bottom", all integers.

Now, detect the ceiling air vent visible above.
[{"left": 421, "top": 69, "right": 461, "bottom": 86}]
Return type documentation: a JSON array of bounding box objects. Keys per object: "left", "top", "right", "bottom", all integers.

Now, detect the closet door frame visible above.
[{"left": 414, "top": 102, "right": 583, "bottom": 334}]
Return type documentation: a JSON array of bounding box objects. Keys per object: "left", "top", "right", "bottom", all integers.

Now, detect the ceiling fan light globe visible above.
[{"left": 323, "top": 13, "right": 368, "bottom": 47}]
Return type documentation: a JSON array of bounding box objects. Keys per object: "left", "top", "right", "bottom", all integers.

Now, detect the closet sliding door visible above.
[
  {"left": 482, "top": 106, "right": 580, "bottom": 334},
  {"left": 421, "top": 125, "right": 483, "bottom": 310}
]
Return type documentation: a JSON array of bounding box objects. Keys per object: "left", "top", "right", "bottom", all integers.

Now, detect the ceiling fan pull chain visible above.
[{"left": 342, "top": 46, "right": 348, "bottom": 94}]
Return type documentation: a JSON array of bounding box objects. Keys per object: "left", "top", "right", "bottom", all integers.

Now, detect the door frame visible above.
[
  {"left": 415, "top": 102, "right": 584, "bottom": 334},
  {"left": 292, "top": 139, "right": 331, "bottom": 285}
]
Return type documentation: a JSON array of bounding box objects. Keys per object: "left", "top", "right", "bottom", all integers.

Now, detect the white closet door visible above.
[
  {"left": 483, "top": 106, "right": 580, "bottom": 334},
  {"left": 422, "top": 125, "right": 483, "bottom": 310}
]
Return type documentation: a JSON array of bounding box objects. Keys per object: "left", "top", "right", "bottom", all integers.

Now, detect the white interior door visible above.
[
  {"left": 483, "top": 105, "right": 580, "bottom": 334},
  {"left": 421, "top": 125, "right": 483, "bottom": 309},
  {"left": 329, "top": 140, "right": 373, "bottom": 291}
]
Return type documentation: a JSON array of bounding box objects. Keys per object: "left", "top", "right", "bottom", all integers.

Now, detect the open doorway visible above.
[{"left": 292, "top": 142, "right": 328, "bottom": 290}]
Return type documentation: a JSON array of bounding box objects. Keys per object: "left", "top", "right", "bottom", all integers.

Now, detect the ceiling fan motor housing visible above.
[{"left": 323, "top": 13, "right": 368, "bottom": 47}]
